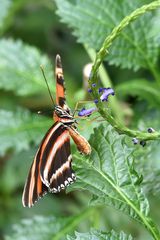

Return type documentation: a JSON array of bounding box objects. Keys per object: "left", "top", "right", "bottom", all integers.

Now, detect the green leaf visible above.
[
  {"left": 133, "top": 135, "right": 160, "bottom": 197},
  {"left": 116, "top": 79, "right": 160, "bottom": 107},
  {"left": 5, "top": 216, "right": 71, "bottom": 240},
  {"left": 0, "top": 38, "right": 53, "bottom": 96},
  {"left": 5, "top": 208, "right": 93, "bottom": 240},
  {"left": 133, "top": 111, "right": 160, "bottom": 197},
  {"left": 67, "top": 229, "right": 133, "bottom": 240},
  {"left": 55, "top": 0, "right": 160, "bottom": 70},
  {"left": 0, "top": 0, "right": 11, "bottom": 31},
  {"left": 0, "top": 108, "right": 52, "bottom": 156},
  {"left": 70, "top": 124, "right": 160, "bottom": 239},
  {"left": 0, "top": 148, "right": 36, "bottom": 193}
]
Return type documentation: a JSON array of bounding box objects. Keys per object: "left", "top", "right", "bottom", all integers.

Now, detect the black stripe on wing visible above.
[
  {"left": 22, "top": 122, "right": 76, "bottom": 207},
  {"left": 22, "top": 122, "right": 64, "bottom": 207},
  {"left": 40, "top": 123, "right": 75, "bottom": 192},
  {"left": 48, "top": 139, "right": 75, "bottom": 192}
]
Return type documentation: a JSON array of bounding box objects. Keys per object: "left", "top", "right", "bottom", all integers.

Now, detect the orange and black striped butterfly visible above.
[{"left": 22, "top": 55, "right": 91, "bottom": 207}]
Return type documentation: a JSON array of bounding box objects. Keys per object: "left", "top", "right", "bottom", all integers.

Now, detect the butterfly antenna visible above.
[{"left": 40, "top": 65, "right": 55, "bottom": 106}]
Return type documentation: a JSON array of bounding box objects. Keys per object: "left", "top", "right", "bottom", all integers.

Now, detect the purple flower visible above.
[
  {"left": 92, "top": 83, "right": 96, "bottom": 87},
  {"left": 94, "top": 99, "right": 98, "bottom": 104},
  {"left": 98, "top": 87, "right": 103, "bottom": 93},
  {"left": 78, "top": 107, "right": 96, "bottom": 117},
  {"left": 100, "top": 88, "right": 115, "bottom": 102},
  {"left": 147, "top": 127, "right": 155, "bottom": 133},
  {"left": 132, "top": 138, "right": 138, "bottom": 145},
  {"left": 87, "top": 88, "right": 92, "bottom": 93}
]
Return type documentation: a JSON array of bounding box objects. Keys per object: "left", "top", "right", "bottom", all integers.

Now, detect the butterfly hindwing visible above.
[
  {"left": 22, "top": 122, "right": 75, "bottom": 207},
  {"left": 22, "top": 123, "right": 61, "bottom": 207},
  {"left": 40, "top": 122, "right": 75, "bottom": 191}
]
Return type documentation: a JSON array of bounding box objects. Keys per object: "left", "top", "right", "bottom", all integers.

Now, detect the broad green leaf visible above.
[
  {"left": 0, "top": 0, "right": 11, "bottom": 31},
  {"left": 55, "top": 0, "right": 160, "bottom": 70},
  {"left": 67, "top": 229, "right": 133, "bottom": 240},
  {"left": 0, "top": 108, "right": 52, "bottom": 156},
  {"left": 115, "top": 79, "right": 160, "bottom": 107},
  {"left": 69, "top": 125, "right": 160, "bottom": 237},
  {"left": 0, "top": 38, "right": 53, "bottom": 96},
  {"left": 5, "top": 216, "right": 71, "bottom": 240}
]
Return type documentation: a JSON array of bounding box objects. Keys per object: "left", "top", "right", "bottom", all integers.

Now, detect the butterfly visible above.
[{"left": 22, "top": 55, "right": 91, "bottom": 207}]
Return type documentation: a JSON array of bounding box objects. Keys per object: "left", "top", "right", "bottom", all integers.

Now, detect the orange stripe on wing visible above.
[
  {"left": 22, "top": 152, "right": 37, "bottom": 207},
  {"left": 40, "top": 122, "right": 62, "bottom": 160},
  {"left": 55, "top": 55, "right": 66, "bottom": 107}
]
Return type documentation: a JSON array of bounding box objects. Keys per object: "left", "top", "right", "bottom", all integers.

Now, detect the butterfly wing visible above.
[
  {"left": 40, "top": 122, "right": 75, "bottom": 192},
  {"left": 22, "top": 122, "right": 75, "bottom": 207},
  {"left": 55, "top": 54, "right": 70, "bottom": 112},
  {"left": 22, "top": 147, "right": 48, "bottom": 207}
]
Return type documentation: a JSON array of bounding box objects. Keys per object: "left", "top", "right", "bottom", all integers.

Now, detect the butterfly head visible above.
[{"left": 54, "top": 105, "right": 75, "bottom": 124}]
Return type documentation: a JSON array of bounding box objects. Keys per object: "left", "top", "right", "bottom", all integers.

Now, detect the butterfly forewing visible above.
[
  {"left": 55, "top": 55, "right": 69, "bottom": 112},
  {"left": 22, "top": 148, "right": 48, "bottom": 207}
]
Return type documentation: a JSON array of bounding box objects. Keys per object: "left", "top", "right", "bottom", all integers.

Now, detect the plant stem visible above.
[
  {"left": 89, "top": 0, "right": 160, "bottom": 143},
  {"left": 85, "top": 45, "right": 124, "bottom": 123}
]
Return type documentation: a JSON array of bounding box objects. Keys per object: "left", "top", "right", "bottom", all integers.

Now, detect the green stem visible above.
[
  {"left": 52, "top": 207, "right": 94, "bottom": 240},
  {"left": 85, "top": 46, "right": 111, "bottom": 87},
  {"left": 98, "top": 104, "right": 160, "bottom": 140},
  {"left": 89, "top": 0, "right": 160, "bottom": 143},
  {"left": 85, "top": 45, "right": 124, "bottom": 123},
  {"left": 90, "top": 1, "right": 160, "bottom": 85}
]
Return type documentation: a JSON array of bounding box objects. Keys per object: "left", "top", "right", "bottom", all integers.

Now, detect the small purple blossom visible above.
[
  {"left": 78, "top": 107, "right": 96, "bottom": 117},
  {"left": 140, "top": 140, "right": 146, "bottom": 147},
  {"left": 92, "top": 83, "right": 96, "bottom": 87},
  {"left": 87, "top": 88, "right": 92, "bottom": 93},
  {"left": 98, "top": 87, "right": 103, "bottom": 93},
  {"left": 94, "top": 99, "right": 98, "bottom": 104},
  {"left": 147, "top": 127, "right": 155, "bottom": 133},
  {"left": 132, "top": 138, "right": 138, "bottom": 145},
  {"left": 100, "top": 87, "right": 115, "bottom": 102}
]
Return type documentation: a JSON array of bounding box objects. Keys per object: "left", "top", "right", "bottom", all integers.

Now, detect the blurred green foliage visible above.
[{"left": 0, "top": 0, "right": 160, "bottom": 239}]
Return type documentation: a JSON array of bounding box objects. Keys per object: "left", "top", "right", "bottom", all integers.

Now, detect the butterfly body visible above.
[{"left": 22, "top": 55, "right": 91, "bottom": 207}]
